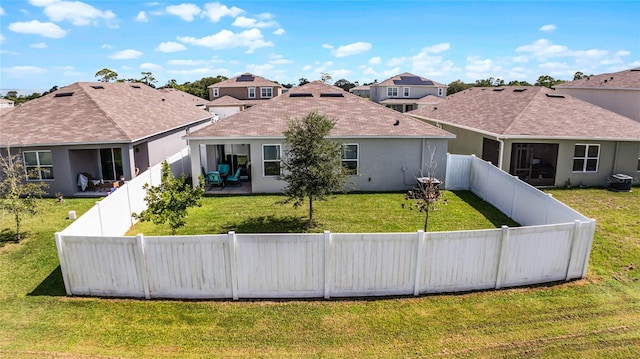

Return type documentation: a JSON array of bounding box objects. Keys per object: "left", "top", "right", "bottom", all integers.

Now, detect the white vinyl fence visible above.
[{"left": 56, "top": 154, "right": 596, "bottom": 299}]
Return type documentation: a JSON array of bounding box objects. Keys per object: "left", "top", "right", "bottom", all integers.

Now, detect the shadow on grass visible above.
[
  {"left": 223, "top": 215, "right": 309, "bottom": 233},
  {"left": 28, "top": 265, "right": 67, "bottom": 297},
  {"left": 0, "top": 228, "right": 27, "bottom": 247},
  {"left": 452, "top": 190, "right": 520, "bottom": 228}
]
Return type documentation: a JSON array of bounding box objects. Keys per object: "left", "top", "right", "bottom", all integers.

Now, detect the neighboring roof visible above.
[
  {"left": 0, "top": 82, "right": 212, "bottom": 147},
  {"left": 408, "top": 86, "right": 640, "bottom": 141},
  {"left": 555, "top": 68, "right": 640, "bottom": 90},
  {"left": 187, "top": 81, "right": 454, "bottom": 139},
  {"left": 415, "top": 94, "right": 446, "bottom": 105},
  {"left": 208, "top": 73, "right": 281, "bottom": 89},
  {"left": 381, "top": 94, "right": 445, "bottom": 106},
  {"left": 374, "top": 72, "right": 446, "bottom": 88},
  {"left": 157, "top": 88, "right": 209, "bottom": 106},
  {"left": 349, "top": 85, "right": 370, "bottom": 92},
  {"left": 0, "top": 98, "right": 14, "bottom": 104},
  {"left": 207, "top": 95, "right": 246, "bottom": 107}
]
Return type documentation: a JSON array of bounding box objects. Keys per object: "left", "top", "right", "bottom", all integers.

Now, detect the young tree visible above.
[
  {"left": 402, "top": 147, "right": 442, "bottom": 232},
  {"left": 0, "top": 150, "right": 48, "bottom": 241},
  {"left": 132, "top": 161, "right": 204, "bottom": 235},
  {"left": 139, "top": 72, "right": 157, "bottom": 87},
  {"left": 280, "top": 111, "right": 350, "bottom": 228},
  {"left": 95, "top": 68, "right": 119, "bottom": 82}
]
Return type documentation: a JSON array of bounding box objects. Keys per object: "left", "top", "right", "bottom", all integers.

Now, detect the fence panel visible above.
[
  {"left": 234, "top": 234, "right": 325, "bottom": 298},
  {"left": 511, "top": 185, "right": 550, "bottom": 225},
  {"left": 58, "top": 235, "right": 145, "bottom": 297},
  {"left": 500, "top": 224, "right": 575, "bottom": 287},
  {"left": 330, "top": 233, "right": 417, "bottom": 296},
  {"left": 422, "top": 229, "right": 502, "bottom": 293},
  {"left": 445, "top": 154, "right": 472, "bottom": 190},
  {"left": 143, "top": 235, "right": 231, "bottom": 298}
]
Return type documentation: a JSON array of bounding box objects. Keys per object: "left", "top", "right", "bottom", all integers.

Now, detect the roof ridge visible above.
[
  {"left": 79, "top": 83, "right": 133, "bottom": 141},
  {"left": 502, "top": 87, "right": 543, "bottom": 135}
]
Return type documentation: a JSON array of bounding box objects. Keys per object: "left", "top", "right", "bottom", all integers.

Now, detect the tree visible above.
[
  {"left": 279, "top": 111, "right": 350, "bottom": 228},
  {"left": 535, "top": 75, "right": 565, "bottom": 88},
  {"left": 320, "top": 72, "right": 332, "bottom": 84},
  {"left": 333, "top": 78, "right": 356, "bottom": 92},
  {"left": 402, "top": 147, "right": 441, "bottom": 232},
  {"left": 140, "top": 72, "right": 157, "bottom": 87},
  {"left": 446, "top": 80, "right": 472, "bottom": 95},
  {"left": 298, "top": 78, "right": 310, "bottom": 86},
  {"left": 132, "top": 161, "right": 204, "bottom": 235},
  {"left": 474, "top": 77, "right": 504, "bottom": 87},
  {"left": 573, "top": 71, "right": 585, "bottom": 81},
  {"left": 507, "top": 80, "right": 532, "bottom": 86},
  {"left": 95, "top": 68, "right": 119, "bottom": 82},
  {"left": 0, "top": 150, "right": 48, "bottom": 241}
]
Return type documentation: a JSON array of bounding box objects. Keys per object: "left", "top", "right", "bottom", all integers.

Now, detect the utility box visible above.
[{"left": 608, "top": 174, "right": 632, "bottom": 192}]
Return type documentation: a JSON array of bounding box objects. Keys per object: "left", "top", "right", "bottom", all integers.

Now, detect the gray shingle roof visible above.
[
  {"left": 0, "top": 82, "right": 212, "bottom": 146},
  {"left": 207, "top": 95, "right": 246, "bottom": 106},
  {"left": 408, "top": 86, "right": 640, "bottom": 140},
  {"left": 555, "top": 68, "right": 640, "bottom": 89},
  {"left": 187, "top": 81, "right": 453, "bottom": 139},
  {"left": 208, "top": 73, "right": 281, "bottom": 89},
  {"left": 375, "top": 72, "right": 446, "bottom": 87}
]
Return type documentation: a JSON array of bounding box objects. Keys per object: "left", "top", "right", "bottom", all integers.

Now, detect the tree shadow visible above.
[
  {"left": 0, "top": 228, "right": 22, "bottom": 247},
  {"left": 223, "top": 215, "right": 310, "bottom": 233},
  {"left": 452, "top": 190, "right": 520, "bottom": 227},
  {"left": 28, "top": 265, "right": 67, "bottom": 296}
]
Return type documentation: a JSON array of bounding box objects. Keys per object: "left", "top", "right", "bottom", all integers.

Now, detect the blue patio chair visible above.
[
  {"left": 207, "top": 171, "right": 224, "bottom": 188},
  {"left": 226, "top": 167, "right": 242, "bottom": 186},
  {"left": 217, "top": 163, "right": 230, "bottom": 176}
]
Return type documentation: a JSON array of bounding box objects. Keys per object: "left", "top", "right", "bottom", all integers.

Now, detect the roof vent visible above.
[
  {"left": 393, "top": 120, "right": 400, "bottom": 126},
  {"left": 289, "top": 93, "right": 313, "bottom": 97},
  {"left": 630, "top": 68, "right": 640, "bottom": 72},
  {"left": 54, "top": 92, "right": 74, "bottom": 97},
  {"left": 131, "top": 85, "right": 141, "bottom": 89},
  {"left": 91, "top": 85, "right": 104, "bottom": 89},
  {"left": 513, "top": 88, "right": 527, "bottom": 92},
  {"left": 493, "top": 88, "right": 504, "bottom": 91},
  {"left": 545, "top": 93, "right": 565, "bottom": 98},
  {"left": 319, "top": 93, "right": 344, "bottom": 97}
]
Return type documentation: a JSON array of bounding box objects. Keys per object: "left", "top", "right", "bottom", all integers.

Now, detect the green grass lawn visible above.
[{"left": 1, "top": 189, "right": 638, "bottom": 358}]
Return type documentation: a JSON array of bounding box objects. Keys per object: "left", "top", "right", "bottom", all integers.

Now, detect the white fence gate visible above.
[{"left": 56, "top": 154, "right": 596, "bottom": 299}]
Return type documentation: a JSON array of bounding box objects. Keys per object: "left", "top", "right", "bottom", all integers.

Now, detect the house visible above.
[
  {"left": 207, "top": 73, "right": 282, "bottom": 107},
  {"left": 555, "top": 67, "right": 640, "bottom": 122},
  {"left": 205, "top": 95, "right": 247, "bottom": 120},
  {"left": 349, "top": 85, "right": 370, "bottom": 98},
  {"left": 0, "top": 98, "right": 15, "bottom": 108},
  {"left": 0, "top": 82, "right": 213, "bottom": 196},
  {"left": 186, "top": 81, "right": 454, "bottom": 193},
  {"left": 370, "top": 72, "right": 448, "bottom": 113},
  {"left": 408, "top": 86, "right": 640, "bottom": 187}
]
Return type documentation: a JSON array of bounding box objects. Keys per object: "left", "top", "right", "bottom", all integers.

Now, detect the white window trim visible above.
[
  {"left": 23, "top": 150, "right": 54, "bottom": 181},
  {"left": 573, "top": 143, "right": 600, "bottom": 173},
  {"left": 213, "top": 88, "right": 219, "bottom": 97},
  {"left": 403, "top": 87, "right": 410, "bottom": 97},
  {"left": 248, "top": 87, "right": 256, "bottom": 99},
  {"left": 262, "top": 144, "right": 281, "bottom": 177},
  {"left": 342, "top": 143, "right": 359, "bottom": 175},
  {"left": 260, "top": 87, "right": 273, "bottom": 98},
  {"left": 438, "top": 88, "right": 444, "bottom": 96},
  {"left": 387, "top": 87, "right": 398, "bottom": 97}
]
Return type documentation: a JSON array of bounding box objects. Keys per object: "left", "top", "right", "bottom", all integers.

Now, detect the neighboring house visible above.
[
  {"left": 555, "top": 67, "right": 640, "bottom": 122},
  {"left": 0, "top": 82, "right": 213, "bottom": 196},
  {"left": 370, "top": 72, "right": 448, "bottom": 113},
  {"left": 186, "top": 81, "right": 454, "bottom": 193},
  {"left": 205, "top": 95, "right": 246, "bottom": 120},
  {"left": 408, "top": 86, "right": 640, "bottom": 188},
  {"left": 207, "top": 73, "right": 282, "bottom": 107},
  {"left": 0, "top": 98, "right": 15, "bottom": 108},
  {"left": 349, "top": 85, "right": 370, "bottom": 98}
]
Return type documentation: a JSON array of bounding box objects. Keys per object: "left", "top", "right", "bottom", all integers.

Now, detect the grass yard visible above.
[{"left": 1, "top": 189, "right": 638, "bottom": 358}]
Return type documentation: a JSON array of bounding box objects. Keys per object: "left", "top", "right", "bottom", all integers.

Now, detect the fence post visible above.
[
  {"left": 95, "top": 201, "right": 104, "bottom": 236},
  {"left": 135, "top": 234, "right": 151, "bottom": 299},
  {"left": 126, "top": 183, "right": 134, "bottom": 228},
  {"left": 565, "top": 220, "right": 582, "bottom": 281},
  {"left": 495, "top": 226, "right": 510, "bottom": 289},
  {"left": 581, "top": 220, "right": 597, "bottom": 278},
  {"left": 228, "top": 231, "right": 239, "bottom": 300},
  {"left": 413, "top": 230, "right": 425, "bottom": 296},
  {"left": 54, "top": 233, "right": 72, "bottom": 296},
  {"left": 324, "top": 230, "right": 332, "bottom": 299},
  {"left": 544, "top": 194, "right": 553, "bottom": 224},
  {"left": 509, "top": 176, "right": 518, "bottom": 218},
  {"left": 483, "top": 161, "right": 490, "bottom": 201}
]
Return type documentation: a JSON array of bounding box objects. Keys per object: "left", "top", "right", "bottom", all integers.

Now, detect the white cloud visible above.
[
  {"left": 422, "top": 43, "right": 451, "bottom": 53},
  {"left": 334, "top": 42, "right": 371, "bottom": 57},
  {"left": 273, "top": 28, "right": 285, "bottom": 35},
  {"left": 168, "top": 59, "right": 220, "bottom": 66},
  {"left": 30, "top": 42, "right": 47, "bottom": 48},
  {"left": 369, "top": 57, "right": 382, "bottom": 65},
  {"left": 178, "top": 28, "right": 273, "bottom": 53},
  {"left": 465, "top": 56, "right": 502, "bottom": 79},
  {"left": 540, "top": 24, "right": 556, "bottom": 32},
  {"left": 203, "top": 2, "right": 244, "bottom": 22},
  {"left": 302, "top": 65, "right": 312, "bottom": 71},
  {"left": 332, "top": 69, "right": 351, "bottom": 78},
  {"left": 515, "top": 39, "right": 570, "bottom": 59},
  {"left": 0, "top": 34, "right": 5, "bottom": 43},
  {"left": 512, "top": 55, "right": 529, "bottom": 63},
  {"left": 387, "top": 57, "right": 406, "bottom": 67},
  {"left": 140, "top": 62, "right": 162, "bottom": 71},
  {"left": 322, "top": 44, "right": 333, "bottom": 50},
  {"left": 155, "top": 41, "right": 186, "bottom": 53},
  {"left": 167, "top": 68, "right": 216, "bottom": 76},
  {"left": 381, "top": 67, "right": 401, "bottom": 78},
  {"left": 136, "top": 11, "right": 148, "bottom": 22},
  {"left": 615, "top": 50, "right": 630, "bottom": 57},
  {"left": 109, "top": 49, "right": 143, "bottom": 59},
  {"left": 232, "top": 13, "right": 278, "bottom": 28},
  {"left": 31, "top": 0, "right": 117, "bottom": 27},
  {"left": 270, "top": 57, "right": 292, "bottom": 65},
  {"left": 101, "top": 44, "right": 113, "bottom": 49},
  {"left": 0, "top": 7, "right": 5, "bottom": 16},
  {"left": 166, "top": 3, "right": 201, "bottom": 21},
  {"left": 8, "top": 20, "right": 67, "bottom": 38},
  {"left": 1, "top": 65, "right": 48, "bottom": 77}
]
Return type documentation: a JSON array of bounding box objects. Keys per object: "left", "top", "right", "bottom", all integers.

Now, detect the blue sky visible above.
[{"left": 1, "top": 1, "right": 639, "bottom": 93}]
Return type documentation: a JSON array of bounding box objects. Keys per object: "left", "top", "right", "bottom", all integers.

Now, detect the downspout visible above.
[
  {"left": 613, "top": 141, "right": 619, "bottom": 173},
  {"left": 497, "top": 137, "right": 505, "bottom": 170}
]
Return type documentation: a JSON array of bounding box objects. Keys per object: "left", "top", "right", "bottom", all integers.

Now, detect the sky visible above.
[{"left": 0, "top": 0, "right": 639, "bottom": 94}]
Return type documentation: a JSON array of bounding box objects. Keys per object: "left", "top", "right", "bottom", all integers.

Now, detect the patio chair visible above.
[
  {"left": 217, "top": 163, "right": 230, "bottom": 176},
  {"left": 207, "top": 171, "right": 224, "bottom": 188},
  {"left": 226, "top": 167, "right": 242, "bottom": 186}
]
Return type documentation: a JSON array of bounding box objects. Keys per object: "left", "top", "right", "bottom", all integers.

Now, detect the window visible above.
[
  {"left": 248, "top": 87, "right": 256, "bottom": 98},
  {"left": 438, "top": 88, "right": 444, "bottom": 96},
  {"left": 573, "top": 144, "right": 599, "bottom": 172},
  {"left": 342, "top": 144, "right": 359, "bottom": 175},
  {"left": 403, "top": 87, "right": 410, "bottom": 97},
  {"left": 213, "top": 88, "right": 219, "bottom": 97},
  {"left": 262, "top": 144, "right": 281, "bottom": 176},
  {"left": 100, "top": 148, "right": 123, "bottom": 181},
  {"left": 23, "top": 151, "right": 54, "bottom": 180},
  {"left": 260, "top": 87, "right": 273, "bottom": 98},
  {"left": 387, "top": 87, "right": 398, "bottom": 97}
]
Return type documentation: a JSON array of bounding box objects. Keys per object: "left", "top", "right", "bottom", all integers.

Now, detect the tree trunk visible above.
[
  {"left": 308, "top": 195, "right": 314, "bottom": 228},
  {"left": 423, "top": 206, "right": 429, "bottom": 232},
  {"left": 14, "top": 209, "right": 21, "bottom": 241}
]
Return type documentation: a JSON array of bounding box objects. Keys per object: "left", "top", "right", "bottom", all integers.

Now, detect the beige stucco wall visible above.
[{"left": 556, "top": 88, "right": 640, "bottom": 122}]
